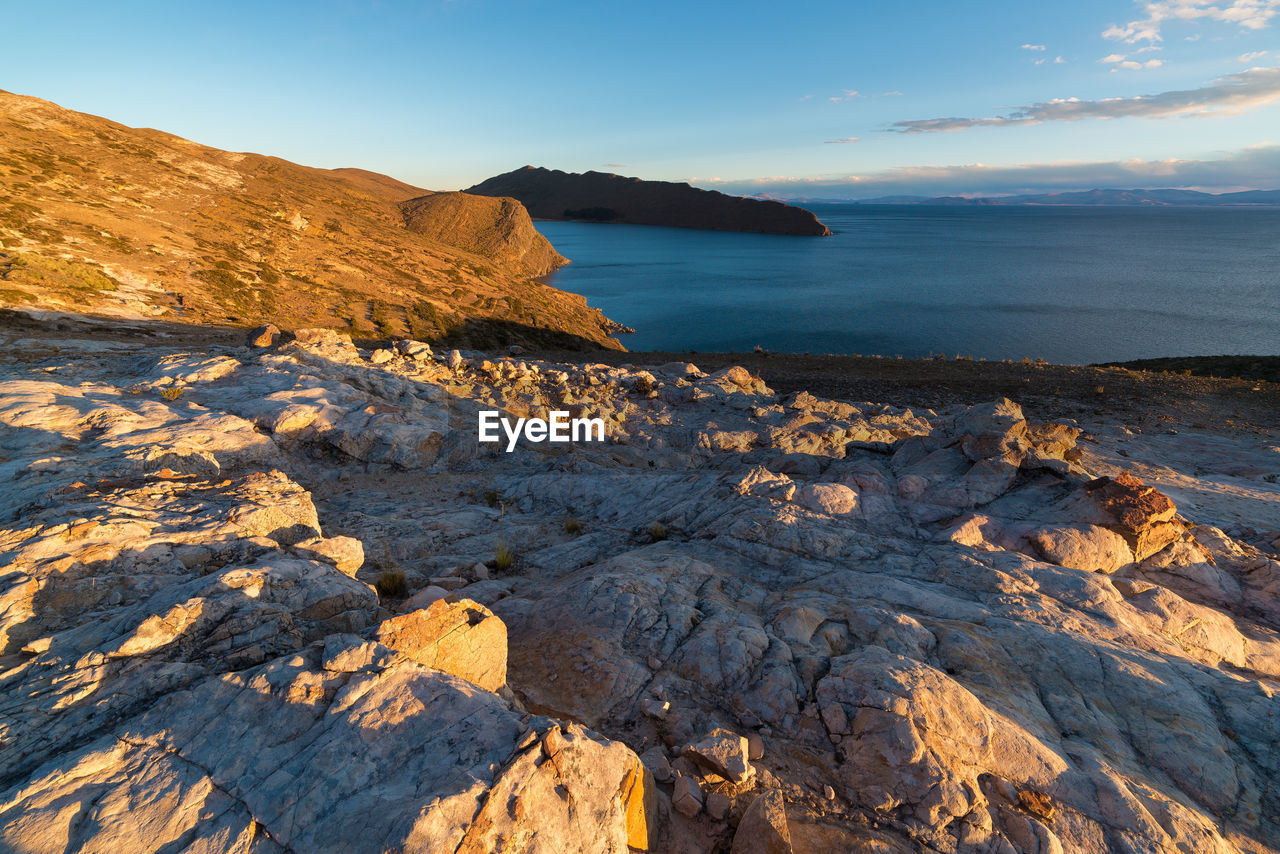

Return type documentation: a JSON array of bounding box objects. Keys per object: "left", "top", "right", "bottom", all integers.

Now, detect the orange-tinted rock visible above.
[
  {"left": 1084, "top": 473, "right": 1183, "bottom": 560},
  {"left": 374, "top": 598, "right": 507, "bottom": 692}
]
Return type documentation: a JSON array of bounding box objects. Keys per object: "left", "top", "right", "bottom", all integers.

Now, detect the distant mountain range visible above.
[{"left": 833, "top": 188, "right": 1280, "bottom": 206}]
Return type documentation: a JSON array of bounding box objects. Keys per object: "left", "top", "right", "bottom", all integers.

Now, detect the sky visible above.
[{"left": 3, "top": 0, "right": 1279, "bottom": 198}]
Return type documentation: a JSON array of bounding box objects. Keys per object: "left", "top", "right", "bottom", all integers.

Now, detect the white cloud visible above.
[
  {"left": 1035, "top": 58, "right": 1047, "bottom": 65},
  {"left": 1022, "top": 43, "right": 1047, "bottom": 50},
  {"left": 829, "top": 89, "right": 862, "bottom": 103},
  {"left": 890, "top": 65, "right": 1280, "bottom": 132},
  {"left": 699, "top": 144, "right": 1280, "bottom": 198},
  {"left": 1055, "top": 55, "right": 1067, "bottom": 63},
  {"left": 1102, "top": 54, "right": 1165, "bottom": 69},
  {"left": 1240, "top": 50, "right": 1271, "bottom": 62},
  {"left": 881, "top": 90, "right": 904, "bottom": 96},
  {"left": 1104, "top": 0, "right": 1280, "bottom": 44},
  {"left": 824, "top": 137, "right": 860, "bottom": 144}
]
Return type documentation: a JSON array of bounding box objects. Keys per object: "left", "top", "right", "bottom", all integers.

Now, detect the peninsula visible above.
[{"left": 466, "top": 166, "right": 833, "bottom": 235}]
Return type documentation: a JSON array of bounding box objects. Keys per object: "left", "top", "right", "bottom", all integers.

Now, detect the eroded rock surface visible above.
[{"left": 2, "top": 325, "right": 1278, "bottom": 853}]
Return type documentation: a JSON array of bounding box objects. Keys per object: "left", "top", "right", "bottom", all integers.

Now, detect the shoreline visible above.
[{"left": 3, "top": 309, "right": 1276, "bottom": 437}]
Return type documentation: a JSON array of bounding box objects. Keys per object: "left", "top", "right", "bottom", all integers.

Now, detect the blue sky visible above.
[{"left": 4, "top": 0, "right": 1279, "bottom": 198}]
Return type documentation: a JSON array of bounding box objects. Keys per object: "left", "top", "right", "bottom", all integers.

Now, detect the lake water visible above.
[{"left": 535, "top": 205, "right": 1280, "bottom": 363}]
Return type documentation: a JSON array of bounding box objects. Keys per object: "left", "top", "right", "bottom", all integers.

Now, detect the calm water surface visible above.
[{"left": 535, "top": 205, "right": 1280, "bottom": 363}]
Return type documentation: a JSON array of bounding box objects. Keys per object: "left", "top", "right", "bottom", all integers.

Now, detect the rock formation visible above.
[
  {"left": 465, "top": 166, "right": 833, "bottom": 236},
  {"left": 0, "top": 91, "right": 622, "bottom": 349},
  {"left": 400, "top": 191, "right": 568, "bottom": 279},
  {"left": 2, "top": 318, "right": 1279, "bottom": 852}
]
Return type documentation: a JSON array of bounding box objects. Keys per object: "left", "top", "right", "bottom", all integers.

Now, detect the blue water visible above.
[{"left": 535, "top": 205, "right": 1280, "bottom": 363}]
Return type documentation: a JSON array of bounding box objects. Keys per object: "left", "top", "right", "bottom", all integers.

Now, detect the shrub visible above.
[
  {"left": 375, "top": 570, "right": 408, "bottom": 598},
  {"left": 648, "top": 521, "right": 668, "bottom": 542},
  {"left": 563, "top": 516, "right": 584, "bottom": 535},
  {"left": 161, "top": 386, "right": 184, "bottom": 401}
]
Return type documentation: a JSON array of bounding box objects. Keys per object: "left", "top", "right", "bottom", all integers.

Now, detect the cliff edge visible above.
[
  {"left": 400, "top": 191, "right": 567, "bottom": 279},
  {"left": 465, "top": 166, "right": 832, "bottom": 236}
]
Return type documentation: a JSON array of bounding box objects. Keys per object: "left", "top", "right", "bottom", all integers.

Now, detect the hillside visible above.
[
  {"left": 0, "top": 91, "right": 623, "bottom": 350},
  {"left": 466, "top": 166, "right": 833, "bottom": 235}
]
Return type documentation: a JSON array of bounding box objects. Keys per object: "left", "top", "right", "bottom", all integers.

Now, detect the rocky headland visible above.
[
  {"left": 465, "top": 166, "right": 833, "bottom": 236},
  {"left": 2, "top": 314, "right": 1278, "bottom": 853},
  {"left": 0, "top": 91, "right": 622, "bottom": 350}
]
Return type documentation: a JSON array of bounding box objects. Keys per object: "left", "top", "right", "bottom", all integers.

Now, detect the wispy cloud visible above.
[
  {"left": 1103, "top": 0, "right": 1280, "bottom": 43},
  {"left": 1055, "top": 55, "right": 1067, "bottom": 63},
  {"left": 881, "top": 90, "right": 904, "bottom": 96},
  {"left": 1021, "top": 43, "right": 1047, "bottom": 50},
  {"left": 1240, "top": 50, "right": 1271, "bottom": 62},
  {"left": 603, "top": 163, "right": 626, "bottom": 168},
  {"left": 1102, "top": 53, "right": 1166, "bottom": 69},
  {"left": 824, "top": 137, "right": 860, "bottom": 144},
  {"left": 828, "top": 89, "right": 861, "bottom": 103},
  {"left": 889, "top": 65, "right": 1280, "bottom": 132},
  {"left": 697, "top": 144, "right": 1280, "bottom": 198}
]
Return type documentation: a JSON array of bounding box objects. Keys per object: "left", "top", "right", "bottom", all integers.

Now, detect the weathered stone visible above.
[
  {"left": 1028, "top": 524, "right": 1134, "bottom": 574},
  {"left": 732, "top": 790, "right": 792, "bottom": 854},
  {"left": 684, "top": 728, "right": 754, "bottom": 784},
  {"left": 1084, "top": 473, "right": 1184, "bottom": 560},
  {"left": 3, "top": 326, "right": 1278, "bottom": 854},
  {"left": 292, "top": 535, "right": 365, "bottom": 575},
  {"left": 673, "top": 775, "right": 703, "bottom": 818},
  {"left": 641, "top": 698, "right": 670, "bottom": 719},
  {"left": 245, "top": 323, "right": 280, "bottom": 348},
  {"left": 641, "top": 746, "right": 672, "bottom": 782},
  {"left": 374, "top": 598, "right": 506, "bottom": 691},
  {"left": 706, "top": 790, "right": 732, "bottom": 820}
]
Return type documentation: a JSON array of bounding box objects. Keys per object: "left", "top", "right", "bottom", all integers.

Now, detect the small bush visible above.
[
  {"left": 483, "top": 489, "right": 502, "bottom": 508},
  {"left": 375, "top": 570, "right": 408, "bottom": 598},
  {"left": 563, "top": 517, "right": 584, "bottom": 535},
  {"left": 160, "top": 386, "right": 184, "bottom": 401},
  {"left": 634, "top": 374, "right": 654, "bottom": 394},
  {"left": 494, "top": 540, "right": 515, "bottom": 572},
  {"left": 648, "top": 521, "right": 668, "bottom": 542}
]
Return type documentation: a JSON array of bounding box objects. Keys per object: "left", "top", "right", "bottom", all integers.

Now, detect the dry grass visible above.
[
  {"left": 375, "top": 570, "right": 408, "bottom": 599},
  {"left": 494, "top": 540, "right": 515, "bottom": 572}
]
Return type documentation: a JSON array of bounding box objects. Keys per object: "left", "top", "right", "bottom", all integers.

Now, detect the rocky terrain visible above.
[
  {"left": 2, "top": 314, "right": 1278, "bottom": 852},
  {"left": 465, "top": 167, "right": 833, "bottom": 236},
  {"left": 0, "top": 91, "right": 623, "bottom": 350}
]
